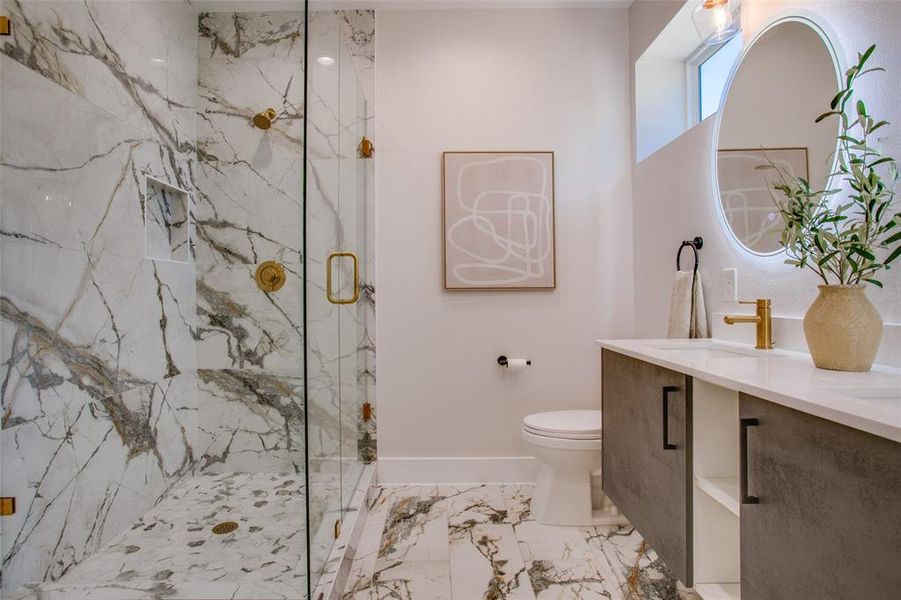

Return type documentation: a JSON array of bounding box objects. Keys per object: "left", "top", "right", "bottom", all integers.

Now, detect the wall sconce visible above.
[{"left": 692, "top": 0, "right": 741, "bottom": 46}]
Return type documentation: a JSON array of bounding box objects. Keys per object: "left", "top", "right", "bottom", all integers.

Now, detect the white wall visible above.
[
  {"left": 635, "top": 59, "right": 688, "bottom": 160},
  {"left": 630, "top": 0, "right": 901, "bottom": 366},
  {"left": 376, "top": 9, "right": 633, "bottom": 479}
]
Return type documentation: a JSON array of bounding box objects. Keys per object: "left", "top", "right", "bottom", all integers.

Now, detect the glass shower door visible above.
[
  {"left": 305, "top": 6, "right": 369, "bottom": 589},
  {"left": 337, "top": 29, "right": 371, "bottom": 530}
]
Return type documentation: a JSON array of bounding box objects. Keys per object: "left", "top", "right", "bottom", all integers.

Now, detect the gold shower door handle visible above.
[{"left": 326, "top": 252, "right": 360, "bottom": 305}]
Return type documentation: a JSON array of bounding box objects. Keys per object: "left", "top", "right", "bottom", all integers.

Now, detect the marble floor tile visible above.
[
  {"left": 582, "top": 526, "right": 652, "bottom": 593},
  {"left": 501, "top": 484, "right": 534, "bottom": 525},
  {"left": 449, "top": 523, "right": 535, "bottom": 600},
  {"left": 527, "top": 560, "right": 609, "bottom": 599},
  {"left": 344, "top": 485, "right": 699, "bottom": 600},
  {"left": 446, "top": 484, "right": 511, "bottom": 528},
  {"left": 351, "top": 561, "right": 452, "bottom": 600},
  {"left": 513, "top": 520, "right": 619, "bottom": 562},
  {"left": 377, "top": 492, "right": 449, "bottom": 563}
]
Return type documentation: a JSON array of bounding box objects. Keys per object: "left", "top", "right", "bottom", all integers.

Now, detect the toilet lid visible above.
[{"left": 523, "top": 410, "right": 602, "bottom": 439}]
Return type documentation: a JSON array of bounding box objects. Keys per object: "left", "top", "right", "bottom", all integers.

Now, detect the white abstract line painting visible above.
[{"left": 443, "top": 151, "right": 555, "bottom": 289}]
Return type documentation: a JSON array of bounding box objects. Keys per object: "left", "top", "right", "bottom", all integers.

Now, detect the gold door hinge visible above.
[
  {"left": 1, "top": 497, "right": 16, "bottom": 516},
  {"left": 0, "top": 16, "right": 11, "bottom": 36},
  {"left": 358, "top": 136, "right": 374, "bottom": 159},
  {"left": 334, "top": 519, "right": 342, "bottom": 539},
  {"left": 362, "top": 402, "right": 372, "bottom": 422}
]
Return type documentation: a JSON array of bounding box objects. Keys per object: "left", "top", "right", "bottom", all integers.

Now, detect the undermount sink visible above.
[{"left": 647, "top": 340, "right": 763, "bottom": 359}]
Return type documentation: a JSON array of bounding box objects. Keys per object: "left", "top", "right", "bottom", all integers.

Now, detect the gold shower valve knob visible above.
[{"left": 255, "top": 261, "right": 286, "bottom": 293}]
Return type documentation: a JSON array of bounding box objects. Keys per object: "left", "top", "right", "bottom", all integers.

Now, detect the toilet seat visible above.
[{"left": 523, "top": 410, "right": 602, "bottom": 440}]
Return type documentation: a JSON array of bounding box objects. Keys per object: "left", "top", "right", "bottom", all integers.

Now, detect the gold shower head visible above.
[{"left": 253, "top": 108, "right": 277, "bottom": 130}]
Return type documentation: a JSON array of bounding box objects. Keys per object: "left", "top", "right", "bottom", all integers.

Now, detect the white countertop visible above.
[{"left": 596, "top": 338, "right": 901, "bottom": 444}]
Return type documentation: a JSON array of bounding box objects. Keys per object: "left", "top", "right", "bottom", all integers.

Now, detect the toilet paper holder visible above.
[{"left": 497, "top": 355, "right": 531, "bottom": 367}]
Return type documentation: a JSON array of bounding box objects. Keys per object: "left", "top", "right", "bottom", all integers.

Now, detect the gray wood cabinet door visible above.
[
  {"left": 740, "top": 393, "right": 901, "bottom": 599},
  {"left": 601, "top": 350, "right": 693, "bottom": 585}
]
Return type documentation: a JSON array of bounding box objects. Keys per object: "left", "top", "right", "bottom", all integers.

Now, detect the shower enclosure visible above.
[{"left": 0, "top": 0, "right": 375, "bottom": 597}]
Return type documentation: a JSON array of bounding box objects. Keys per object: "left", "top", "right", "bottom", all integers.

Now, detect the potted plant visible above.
[{"left": 767, "top": 45, "right": 900, "bottom": 372}]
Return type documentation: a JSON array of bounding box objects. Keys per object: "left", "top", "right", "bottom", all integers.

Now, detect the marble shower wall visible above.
[
  {"left": 194, "top": 9, "right": 377, "bottom": 475},
  {"left": 0, "top": 0, "right": 199, "bottom": 593},
  {"left": 194, "top": 11, "right": 308, "bottom": 474},
  {"left": 1, "top": 4, "right": 376, "bottom": 590}
]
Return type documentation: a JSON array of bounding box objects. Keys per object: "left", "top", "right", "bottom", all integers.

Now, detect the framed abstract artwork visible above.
[
  {"left": 442, "top": 151, "right": 556, "bottom": 290},
  {"left": 717, "top": 147, "right": 809, "bottom": 254}
]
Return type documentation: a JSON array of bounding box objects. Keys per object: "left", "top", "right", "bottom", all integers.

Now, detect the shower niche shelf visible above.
[{"left": 144, "top": 175, "right": 191, "bottom": 263}]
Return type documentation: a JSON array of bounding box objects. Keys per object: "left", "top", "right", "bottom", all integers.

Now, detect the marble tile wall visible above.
[
  {"left": 193, "top": 8, "right": 377, "bottom": 475},
  {"left": 0, "top": 0, "right": 199, "bottom": 593},
  {"left": 194, "top": 10, "right": 307, "bottom": 474},
  {"left": 145, "top": 177, "right": 191, "bottom": 262}
]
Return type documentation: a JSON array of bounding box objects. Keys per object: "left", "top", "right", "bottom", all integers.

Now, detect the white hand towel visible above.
[{"left": 667, "top": 270, "right": 709, "bottom": 339}]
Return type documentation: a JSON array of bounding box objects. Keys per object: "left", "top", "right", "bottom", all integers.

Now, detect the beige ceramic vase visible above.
[{"left": 803, "top": 285, "right": 883, "bottom": 372}]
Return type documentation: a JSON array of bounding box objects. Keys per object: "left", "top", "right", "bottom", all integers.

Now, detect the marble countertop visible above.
[{"left": 596, "top": 338, "right": 901, "bottom": 443}]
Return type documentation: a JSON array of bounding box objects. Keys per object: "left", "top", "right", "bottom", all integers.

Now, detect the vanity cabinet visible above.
[
  {"left": 601, "top": 350, "right": 693, "bottom": 585},
  {"left": 600, "top": 343, "right": 901, "bottom": 599},
  {"left": 739, "top": 393, "right": 901, "bottom": 600}
]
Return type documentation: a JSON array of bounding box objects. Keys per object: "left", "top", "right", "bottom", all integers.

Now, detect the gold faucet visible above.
[{"left": 724, "top": 299, "right": 773, "bottom": 350}]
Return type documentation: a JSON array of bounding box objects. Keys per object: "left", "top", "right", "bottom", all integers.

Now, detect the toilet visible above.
[{"left": 522, "top": 410, "right": 628, "bottom": 526}]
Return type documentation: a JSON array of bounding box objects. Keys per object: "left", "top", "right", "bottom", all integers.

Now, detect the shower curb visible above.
[{"left": 310, "top": 464, "right": 377, "bottom": 600}]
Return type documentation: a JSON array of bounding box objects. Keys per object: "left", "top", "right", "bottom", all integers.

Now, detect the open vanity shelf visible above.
[
  {"left": 695, "top": 477, "right": 739, "bottom": 517},
  {"left": 693, "top": 380, "right": 742, "bottom": 598}
]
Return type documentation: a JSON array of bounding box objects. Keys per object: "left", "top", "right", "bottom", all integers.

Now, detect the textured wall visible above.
[{"left": 0, "top": 0, "right": 199, "bottom": 591}]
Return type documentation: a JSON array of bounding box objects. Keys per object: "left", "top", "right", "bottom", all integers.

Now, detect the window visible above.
[
  {"left": 690, "top": 34, "right": 743, "bottom": 123},
  {"left": 634, "top": 1, "right": 742, "bottom": 161}
]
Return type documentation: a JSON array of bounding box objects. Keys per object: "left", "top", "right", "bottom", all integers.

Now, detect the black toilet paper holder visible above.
[{"left": 497, "top": 355, "right": 532, "bottom": 367}]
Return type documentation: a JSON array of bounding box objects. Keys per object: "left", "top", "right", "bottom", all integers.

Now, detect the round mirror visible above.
[{"left": 716, "top": 19, "right": 841, "bottom": 255}]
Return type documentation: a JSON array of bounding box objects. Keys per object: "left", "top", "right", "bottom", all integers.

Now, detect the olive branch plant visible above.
[{"left": 763, "top": 44, "right": 900, "bottom": 288}]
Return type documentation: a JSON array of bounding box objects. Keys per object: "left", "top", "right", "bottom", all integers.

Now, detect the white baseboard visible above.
[{"left": 377, "top": 456, "right": 538, "bottom": 484}]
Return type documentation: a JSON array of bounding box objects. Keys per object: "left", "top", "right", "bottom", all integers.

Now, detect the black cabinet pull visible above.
[
  {"left": 740, "top": 417, "right": 760, "bottom": 504},
  {"left": 662, "top": 386, "right": 678, "bottom": 450}
]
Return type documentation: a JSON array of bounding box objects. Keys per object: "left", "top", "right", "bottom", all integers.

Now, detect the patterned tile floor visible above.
[
  {"left": 10, "top": 472, "right": 310, "bottom": 599},
  {"left": 341, "top": 484, "right": 700, "bottom": 600}
]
